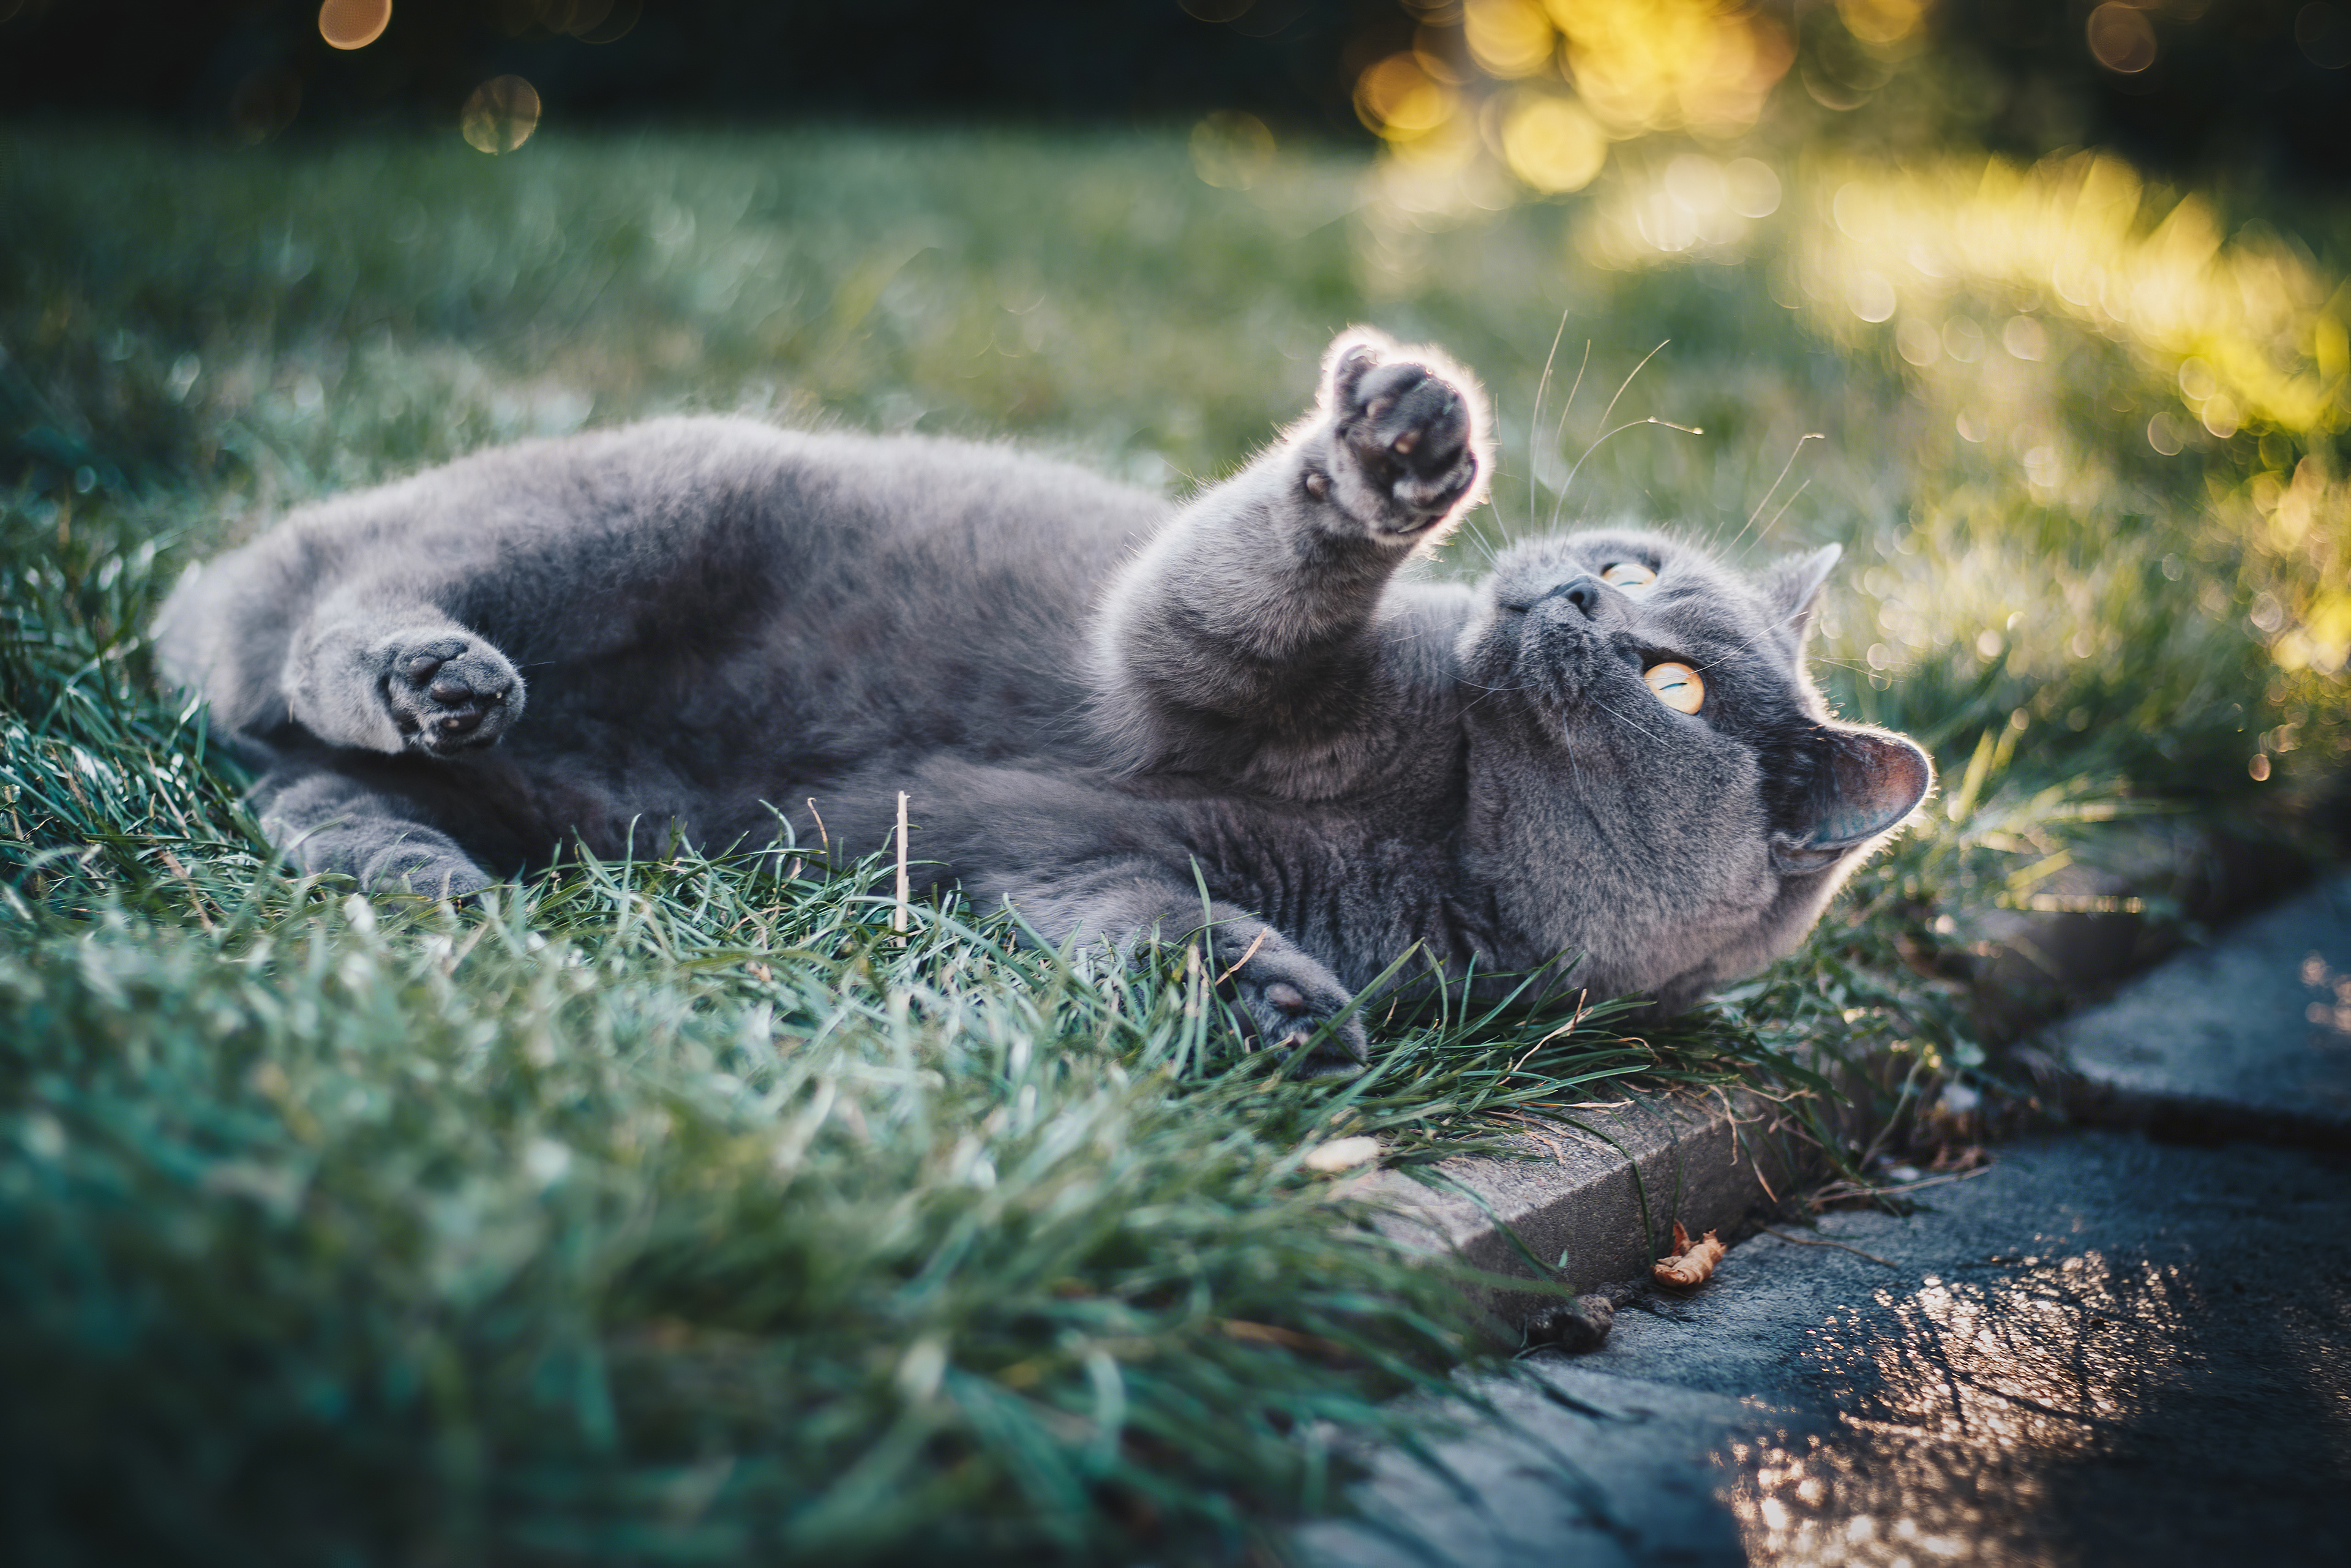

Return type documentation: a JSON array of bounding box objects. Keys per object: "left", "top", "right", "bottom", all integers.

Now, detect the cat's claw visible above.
[
  {"left": 379, "top": 635, "right": 525, "bottom": 757},
  {"left": 1311, "top": 349, "right": 1480, "bottom": 541}
]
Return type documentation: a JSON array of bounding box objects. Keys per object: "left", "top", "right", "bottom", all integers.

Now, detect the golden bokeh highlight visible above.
[
  {"left": 1797, "top": 154, "right": 2342, "bottom": 438},
  {"left": 1499, "top": 93, "right": 1607, "bottom": 192},
  {"left": 1354, "top": 53, "right": 1459, "bottom": 142},
  {"left": 1549, "top": 0, "right": 1794, "bottom": 139},
  {"left": 1640, "top": 146, "right": 2351, "bottom": 681},
  {"left": 317, "top": 0, "right": 391, "bottom": 51},
  {"left": 1834, "top": 0, "right": 1929, "bottom": 47},
  {"left": 460, "top": 76, "right": 541, "bottom": 154},
  {"left": 1358, "top": 0, "right": 1816, "bottom": 203},
  {"left": 1463, "top": 0, "right": 1558, "bottom": 78}
]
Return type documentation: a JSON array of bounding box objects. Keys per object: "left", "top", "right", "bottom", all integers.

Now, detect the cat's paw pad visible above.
[
  {"left": 1313, "top": 352, "right": 1480, "bottom": 538},
  {"left": 1229, "top": 952, "right": 1368, "bottom": 1078},
  {"left": 379, "top": 636, "right": 524, "bottom": 756}
]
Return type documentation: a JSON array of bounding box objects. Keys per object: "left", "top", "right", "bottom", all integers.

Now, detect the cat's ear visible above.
[
  {"left": 1758, "top": 543, "right": 1842, "bottom": 650},
  {"left": 1772, "top": 724, "right": 1933, "bottom": 874},
  {"left": 1319, "top": 326, "right": 1398, "bottom": 410}
]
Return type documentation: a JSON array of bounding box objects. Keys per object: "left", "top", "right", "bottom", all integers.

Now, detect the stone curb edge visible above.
[{"left": 1362, "top": 1089, "right": 1812, "bottom": 1327}]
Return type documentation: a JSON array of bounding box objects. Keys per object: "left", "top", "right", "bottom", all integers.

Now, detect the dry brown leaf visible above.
[{"left": 1652, "top": 1223, "right": 1727, "bottom": 1289}]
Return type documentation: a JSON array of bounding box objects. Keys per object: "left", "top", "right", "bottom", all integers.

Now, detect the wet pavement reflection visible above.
[{"left": 1308, "top": 1130, "right": 2351, "bottom": 1568}]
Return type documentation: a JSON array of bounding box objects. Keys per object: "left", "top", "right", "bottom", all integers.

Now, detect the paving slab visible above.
[
  {"left": 1305, "top": 1129, "right": 2351, "bottom": 1568},
  {"left": 2059, "top": 868, "right": 2351, "bottom": 1146}
]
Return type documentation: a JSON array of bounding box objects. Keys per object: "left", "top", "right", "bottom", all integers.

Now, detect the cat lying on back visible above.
[{"left": 159, "top": 329, "right": 1930, "bottom": 1071}]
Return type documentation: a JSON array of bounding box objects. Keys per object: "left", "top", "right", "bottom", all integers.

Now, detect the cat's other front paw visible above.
[
  {"left": 1304, "top": 332, "right": 1487, "bottom": 542},
  {"left": 379, "top": 635, "right": 525, "bottom": 757},
  {"left": 359, "top": 841, "right": 495, "bottom": 902},
  {"left": 1225, "top": 941, "right": 1370, "bottom": 1078}
]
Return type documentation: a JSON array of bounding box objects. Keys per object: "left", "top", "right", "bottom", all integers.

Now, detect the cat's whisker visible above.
[
  {"left": 1548, "top": 342, "right": 1655, "bottom": 531},
  {"left": 1689, "top": 600, "right": 1818, "bottom": 677},
  {"left": 1725, "top": 431, "right": 1824, "bottom": 560},
  {"left": 1551, "top": 417, "right": 1703, "bottom": 527},
  {"left": 1527, "top": 307, "right": 1573, "bottom": 533},
  {"left": 1586, "top": 694, "right": 1665, "bottom": 743},
  {"left": 1594, "top": 339, "right": 1670, "bottom": 433},
  {"left": 1758, "top": 478, "right": 1812, "bottom": 541},
  {"left": 1540, "top": 340, "right": 1595, "bottom": 528}
]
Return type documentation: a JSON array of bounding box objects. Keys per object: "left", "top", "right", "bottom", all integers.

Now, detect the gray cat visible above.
[{"left": 158, "top": 329, "right": 1930, "bottom": 1070}]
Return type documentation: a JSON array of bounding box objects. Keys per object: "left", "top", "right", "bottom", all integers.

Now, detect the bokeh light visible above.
[
  {"left": 1189, "top": 110, "right": 1275, "bottom": 189},
  {"left": 2300, "top": 2, "right": 2351, "bottom": 68},
  {"left": 1835, "top": 0, "right": 1929, "bottom": 47},
  {"left": 2086, "top": 2, "right": 2158, "bottom": 74},
  {"left": 318, "top": 0, "right": 391, "bottom": 51},
  {"left": 1360, "top": 0, "right": 1805, "bottom": 206},
  {"left": 460, "top": 76, "right": 541, "bottom": 154},
  {"left": 1464, "top": 0, "right": 1558, "bottom": 78},
  {"left": 531, "top": 0, "right": 642, "bottom": 44},
  {"left": 1498, "top": 94, "right": 1606, "bottom": 192},
  {"left": 1552, "top": 0, "right": 1794, "bottom": 140},
  {"left": 1354, "top": 52, "right": 1459, "bottom": 143}
]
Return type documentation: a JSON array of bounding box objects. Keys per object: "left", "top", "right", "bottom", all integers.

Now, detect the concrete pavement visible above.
[{"left": 2062, "top": 869, "right": 2351, "bottom": 1147}]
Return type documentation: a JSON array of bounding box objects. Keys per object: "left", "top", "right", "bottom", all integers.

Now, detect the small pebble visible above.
[{"left": 1526, "top": 1294, "right": 1616, "bottom": 1354}]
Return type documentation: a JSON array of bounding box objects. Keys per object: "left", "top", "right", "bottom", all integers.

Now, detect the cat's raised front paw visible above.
[
  {"left": 1306, "top": 337, "right": 1485, "bottom": 541},
  {"left": 379, "top": 635, "right": 525, "bottom": 757}
]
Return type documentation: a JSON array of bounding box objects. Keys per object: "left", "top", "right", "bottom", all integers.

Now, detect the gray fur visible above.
[{"left": 158, "top": 329, "right": 1932, "bottom": 1070}]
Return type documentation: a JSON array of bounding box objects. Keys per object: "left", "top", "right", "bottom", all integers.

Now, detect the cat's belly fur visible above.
[{"left": 177, "top": 418, "right": 1190, "bottom": 870}]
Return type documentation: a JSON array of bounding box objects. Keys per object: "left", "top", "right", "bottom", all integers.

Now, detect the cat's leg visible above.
[
  {"left": 1094, "top": 328, "right": 1490, "bottom": 778},
  {"left": 999, "top": 871, "right": 1368, "bottom": 1075},
  {"left": 281, "top": 583, "right": 526, "bottom": 759},
  {"left": 249, "top": 763, "right": 495, "bottom": 899}
]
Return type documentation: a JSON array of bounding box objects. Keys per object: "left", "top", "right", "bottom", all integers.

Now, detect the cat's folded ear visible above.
[
  {"left": 1758, "top": 542, "right": 1842, "bottom": 652},
  {"left": 1772, "top": 724, "right": 1933, "bottom": 875}
]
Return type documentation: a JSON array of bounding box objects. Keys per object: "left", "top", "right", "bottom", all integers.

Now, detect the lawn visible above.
[{"left": 1, "top": 110, "right": 2344, "bottom": 1562}]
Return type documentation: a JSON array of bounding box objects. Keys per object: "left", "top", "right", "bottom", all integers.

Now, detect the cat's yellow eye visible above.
[
  {"left": 1600, "top": 561, "right": 1657, "bottom": 593},
  {"left": 1643, "top": 661, "right": 1704, "bottom": 714}
]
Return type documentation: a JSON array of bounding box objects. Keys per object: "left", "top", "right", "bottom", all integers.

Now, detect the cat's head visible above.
[{"left": 1455, "top": 527, "right": 1932, "bottom": 1012}]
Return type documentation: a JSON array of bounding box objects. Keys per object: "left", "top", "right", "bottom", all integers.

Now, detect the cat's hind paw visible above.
[
  {"left": 1305, "top": 332, "right": 1487, "bottom": 542},
  {"left": 380, "top": 636, "right": 525, "bottom": 757}
]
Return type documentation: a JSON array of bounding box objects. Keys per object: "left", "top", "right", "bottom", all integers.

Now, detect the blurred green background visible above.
[{"left": 4, "top": 1, "right": 2349, "bottom": 1561}]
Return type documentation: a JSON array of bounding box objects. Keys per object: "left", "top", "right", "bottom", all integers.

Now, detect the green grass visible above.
[{"left": 2, "top": 117, "right": 2344, "bottom": 1561}]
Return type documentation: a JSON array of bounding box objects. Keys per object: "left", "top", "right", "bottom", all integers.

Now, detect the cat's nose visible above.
[{"left": 1541, "top": 574, "right": 1605, "bottom": 619}]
